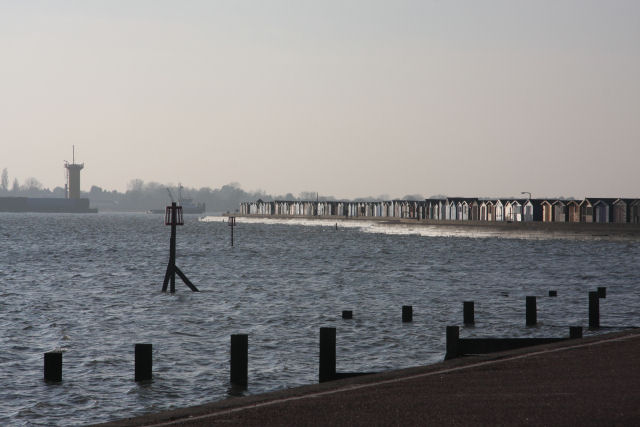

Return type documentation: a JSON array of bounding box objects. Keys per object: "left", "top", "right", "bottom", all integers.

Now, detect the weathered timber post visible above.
[
  {"left": 597, "top": 287, "right": 607, "bottom": 299},
  {"left": 319, "top": 327, "right": 336, "bottom": 383},
  {"left": 342, "top": 310, "right": 353, "bottom": 319},
  {"left": 445, "top": 326, "right": 460, "bottom": 360},
  {"left": 228, "top": 216, "right": 236, "bottom": 247},
  {"left": 44, "top": 351, "right": 62, "bottom": 382},
  {"left": 589, "top": 291, "right": 600, "bottom": 329},
  {"left": 549, "top": 290, "right": 557, "bottom": 297},
  {"left": 162, "top": 202, "right": 199, "bottom": 293},
  {"left": 135, "top": 343, "right": 152, "bottom": 382},
  {"left": 570, "top": 326, "right": 583, "bottom": 339},
  {"left": 230, "top": 334, "right": 248, "bottom": 387},
  {"left": 402, "top": 305, "right": 413, "bottom": 323},
  {"left": 463, "top": 301, "right": 475, "bottom": 325},
  {"left": 526, "top": 296, "right": 537, "bottom": 326}
]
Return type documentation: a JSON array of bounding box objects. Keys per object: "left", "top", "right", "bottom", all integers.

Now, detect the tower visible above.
[{"left": 64, "top": 146, "right": 84, "bottom": 199}]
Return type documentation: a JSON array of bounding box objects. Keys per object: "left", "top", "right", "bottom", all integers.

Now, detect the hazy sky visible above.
[{"left": 1, "top": 1, "right": 639, "bottom": 199}]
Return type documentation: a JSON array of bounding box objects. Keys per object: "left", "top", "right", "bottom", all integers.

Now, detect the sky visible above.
[{"left": 1, "top": 1, "right": 639, "bottom": 200}]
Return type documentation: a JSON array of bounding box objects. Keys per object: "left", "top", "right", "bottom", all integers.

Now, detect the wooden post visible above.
[
  {"left": 228, "top": 216, "right": 236, "bottom": 247},
  {"left": 230, "top": 334, "right": 248, "bottom": 387},
  {"left": 162, "top": 203, "right": 199, "bottom": 293},
  {"left": 342, "top": 310, "right": 353, "bottom": 319},
  {"left": 402, "top": 305, "right": 413, "bottom": 323},
  {"left": 526, "top": 296, "right": 537, "bottom": 326},
  {"left": 589, "top": 291, "right": 600, "bottom": 329},
  {"left": 548, "top": 290, "right": 557, "bottom": 297},
  {"left": 44, "top": 351, "right": 62, "bottom": 382},
  {"left": 597, "top": 287, "right": 607, "bottom": 299},
  {"left": 319, "top": 327, "right": 336, "bottom": 383},
  {"left": 135, "top": 343, "right": 152, "bottom": 382},
  {"left": 445, "top": 326, "right": 460, "bottom": 360},
  {"left": 169, "top": 204, "right": 177, "bottom": 293},
  {"left": 570, "top": 326, "right": 583, "bottom": 339},
  {"left": 463, "top": 301, "right": 475, "bottom": 325}
]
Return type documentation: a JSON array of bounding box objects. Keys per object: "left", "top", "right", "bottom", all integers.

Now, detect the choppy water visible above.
[{"left": 1, "top": 213, "right": 639, "bottom": 426}]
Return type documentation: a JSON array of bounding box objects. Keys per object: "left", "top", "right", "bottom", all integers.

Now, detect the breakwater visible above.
[{"left": 227, "top": 213, "right": 640, "bottom": 238}]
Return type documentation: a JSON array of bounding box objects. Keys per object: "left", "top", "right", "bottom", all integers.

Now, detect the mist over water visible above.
[{"left": 1, "top": 213, "right": 639, "bottom": 425}]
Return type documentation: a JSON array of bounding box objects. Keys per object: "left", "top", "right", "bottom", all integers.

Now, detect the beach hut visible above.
[
  {"left": 446, "top": 200, "right": 456, "bottom": 220},
  {"left": 581, "top": 198, "right": 616, "bottom": 223},
  {"left": 504, "top": 201, "right": 514, "bottom": 222},
  {"left": 612, "top": 199, "right": 631, "bottom": 223},
  {"left": 486, "top": 200, "right": 496, "bottom": 221},
  {"left": 579, "top": 199, "right": 594, "bottom": 223},
  {"left": 631, "top": 200, "right": 640, "bottom": 224},
  {"left": 567, "top": 200, "right": 581, "bottom": 222},
  {"left": 458, "top": 201, "right": 468, "bottom": 220},
  {"left": 541, "top": 200, "right": 553, "bottom": 222},
  {"left": 593, "top": 199, "right": 617, "bottom": 223},
  {"left": 505, "top": 200, "right": 523, "bottom": 222},
  {"left": 424, "top": 200, "right": 434, "bottom": 219},
  {"left": 523, "top": 199, "right": 544, "bottom": 222},
  {"left": 494, "top": 200, "right": 504, "bottom": 221},
  {"left": 439, "top": 200, "right": 447, "bottom": 220},
  {"left": 433, "top": 199, "right": 447, "bottom": 220},
  {"left": 479, "top": 201, "right": 489, "bottom": 221},
  {"left": 552, "top": 200, "right": 567, "bottom": 222},
  {"left": 469, "top": 199, "right": 480, "bottom": 221}
]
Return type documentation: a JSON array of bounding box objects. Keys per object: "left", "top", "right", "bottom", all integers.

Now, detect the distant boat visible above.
[{"left": 148, "top": 185, "right": 205, "bottom": 214}]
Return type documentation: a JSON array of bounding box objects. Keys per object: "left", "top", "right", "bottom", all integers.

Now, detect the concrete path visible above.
[{"left": 96, "top": 329, "right": 640, "bottom": 426}]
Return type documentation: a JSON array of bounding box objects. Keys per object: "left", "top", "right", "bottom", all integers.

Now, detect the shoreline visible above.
[{"left": 220, "top": 214, "right": 640, "bottom": 237}]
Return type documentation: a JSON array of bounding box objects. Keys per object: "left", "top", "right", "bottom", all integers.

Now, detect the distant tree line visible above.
[
  {"left": 90, "top": 180, "right": 275, "bottom": 213},
  {"left": 0, "top": 167, "right": 432, "bottom": 212},
  {"left": 0, "top": 168, "right": 66, "bottom": 197},
  {"left": 1, "top": 168, "right": 404, "bottom": 212}
]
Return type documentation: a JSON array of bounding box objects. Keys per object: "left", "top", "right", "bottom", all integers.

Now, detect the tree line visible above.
[{"left": 0, "top": 168, "right": 426, "bottom": 213}]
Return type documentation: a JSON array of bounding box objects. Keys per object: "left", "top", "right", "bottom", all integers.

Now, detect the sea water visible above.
[{"left": 1, "top": 213, "right": 639, "bottom": 425}]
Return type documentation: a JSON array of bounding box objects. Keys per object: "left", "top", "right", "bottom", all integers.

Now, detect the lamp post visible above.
[{"left": 521, "top": 191, "right": 531, "bottom": 200}]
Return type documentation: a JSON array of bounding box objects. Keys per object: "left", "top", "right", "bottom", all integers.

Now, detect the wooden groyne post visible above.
[
  {"left": 135, "top": 343, "right": 152, "bottom": 382},
  {"left": 570, "top": 326, "right": 583, "bottom": 339},
  {"left": 319, "top": 327, "right": 375, "bottom": 382},
  {"left": 402, "top": 305, "right": 413, "bottom": 323},
  {"left": 463, "top": 301, "right": 475, "bottom": 325},
  {"left": 597, "top": 287, "right": 607, "bottom": 299},
  {"left": 319, "top": 327, "right": 336, "bottom": 383},
  {"left": 44, "top": 351, "right": 62, "bottom": 382},
  {"left": 526, "top": 296, "right": 537, "bottom": 326},
  {"left": 162, "top": 202, "right": 199, "bottom": 293},
  {"left": 445, "top": 326, "right": 579, "bottom": 360},
  {"left": 342, "top": 310, "right": 353, "bottom": 319},
  {"left": 445, "top": 326, "right": 460, "bottom": 360},
  {"left": 230, "top": 334, "right": 248, "bottom": 388},
  {"left": 589, "top": 291, "right": 600, "bottom": 329}
]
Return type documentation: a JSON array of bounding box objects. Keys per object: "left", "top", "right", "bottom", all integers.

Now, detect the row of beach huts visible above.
[{"left": 240, "top": 197, "right": 640, "bottom": 224}]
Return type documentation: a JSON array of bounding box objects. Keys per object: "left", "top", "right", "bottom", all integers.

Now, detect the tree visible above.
[
  {"left": 24, "top": 177, "right": 43, "bottom": 191},
  {"left": 1, "top": 168, "right": 7, "bottom": 192},
  {"left": 127, "top": 179, "right": 144, "bottom": 192},
  {"left": 299, "top": 191, "right": 318, "bottom": 201},
  {"left": 11, "top": 178, "right": 19, "bottom": 193}
]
